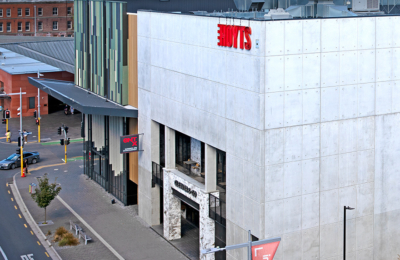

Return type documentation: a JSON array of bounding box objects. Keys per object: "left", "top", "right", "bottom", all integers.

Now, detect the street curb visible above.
[{"left": 11, "top": 173, "right": 62, "bottom": 260}]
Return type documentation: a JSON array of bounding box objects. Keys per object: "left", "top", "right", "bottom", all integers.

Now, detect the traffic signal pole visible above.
[
  {"left": 37, "top": 71, "right": 41, "bottom": 143},
  {"left": 21, "top": 145, "right": 24, "bottom": 177},
  {"left": 6, "top": 119, "right": 8, "bottom": 132},
  {"left": 65, "top": 143, "right": 67, "bottom": 163}
]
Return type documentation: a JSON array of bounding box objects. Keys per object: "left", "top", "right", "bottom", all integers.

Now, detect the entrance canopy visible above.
[{"left": 28, "top": 77, "right": 138, "bottom": 118}]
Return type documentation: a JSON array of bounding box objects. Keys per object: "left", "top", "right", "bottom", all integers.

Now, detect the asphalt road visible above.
[{"left": 0, "top": 140, "right": 83, "bottom": 260}]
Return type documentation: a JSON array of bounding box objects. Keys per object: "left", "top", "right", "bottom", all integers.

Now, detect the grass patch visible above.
[{"left": 53, "top": 226, "right": 79, "bottom": 246}]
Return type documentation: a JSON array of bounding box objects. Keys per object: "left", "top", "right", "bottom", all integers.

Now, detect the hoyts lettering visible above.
[{"left": 217, "top": 24, "right": 252, "bottom": 50}]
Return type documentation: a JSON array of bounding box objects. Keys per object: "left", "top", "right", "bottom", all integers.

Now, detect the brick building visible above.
[
  {"left": 0, "top": 0, "right": 73, "bottom": 37},
  {"left": 0, "top": 46, "right": 74, "bottom": 117}
]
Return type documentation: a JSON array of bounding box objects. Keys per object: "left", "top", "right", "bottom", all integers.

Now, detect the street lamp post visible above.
[
  {"left": 343, "top": 206, "right": 355, "bottom": 260},
  {"left": 37, "top": 70, "right": 43, "bottom": 143}
]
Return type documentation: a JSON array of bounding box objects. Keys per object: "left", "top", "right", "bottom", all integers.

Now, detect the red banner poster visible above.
[{"left": 251, "top": 241, "right": 280, "bottom": 260}]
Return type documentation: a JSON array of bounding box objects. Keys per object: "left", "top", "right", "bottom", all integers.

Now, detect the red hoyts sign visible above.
[{"left": 217, "top": 24, "right": 252, "bottom": 50}]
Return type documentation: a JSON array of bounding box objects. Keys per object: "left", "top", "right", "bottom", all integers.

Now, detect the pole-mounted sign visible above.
[{"left": 120, "top": 134, "right": 142, "bottom": 153}]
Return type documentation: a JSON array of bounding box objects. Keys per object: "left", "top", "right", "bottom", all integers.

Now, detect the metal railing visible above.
[
  {"left": 152, "top": 161, "right": 163, "bottom": 187},
  {"left": 209, "top": 193, "right": 226, "bottom": 227}
]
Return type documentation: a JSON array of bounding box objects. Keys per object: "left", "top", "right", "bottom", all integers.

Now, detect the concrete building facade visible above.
[{"left": 137, "top": 11, "right": 400, "bottom": 260}]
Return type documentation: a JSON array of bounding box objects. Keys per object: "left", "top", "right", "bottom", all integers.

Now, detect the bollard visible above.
[{"left": 22, "top": 168, "right": 26, "bottom": 178}]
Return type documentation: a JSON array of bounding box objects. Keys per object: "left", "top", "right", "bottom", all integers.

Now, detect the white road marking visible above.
[
  {"left": 0, "top": 246, "right": 8, "bottom": 260},
  {"left": 54, "top": 169, "right": 58, "bottom": 171}
]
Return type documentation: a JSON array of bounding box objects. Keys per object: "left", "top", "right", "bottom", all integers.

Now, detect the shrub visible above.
[
  {"left": 46, "top": 230, "right": 52, "bottom": 236},
  {"left": 52, "top": 226, "right": 79, "bottom": 246},
  {"left": 58, "top": 233, "right": 79, "bottom": 247}
]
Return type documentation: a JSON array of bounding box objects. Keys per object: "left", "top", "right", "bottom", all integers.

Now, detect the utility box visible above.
[
  {"left": 29, "top": 183, "right": 37, "bottom": 194},
  {"left": 352, "top": 0, "right": 379, "bottom": 11}
]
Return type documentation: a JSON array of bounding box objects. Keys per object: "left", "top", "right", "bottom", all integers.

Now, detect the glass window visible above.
[
  {"left": 216, "top": 149, "right": 226, "bottom": 188},
  {"left": 175, "top": 131, "right": 191, "bottom": 168},
  {"left": 25, "top": 22, "right": 30, "bottom": 31},
  {"left": 52, "top": 21, "right": 58, "bottom": 30},
  {"left": 0, "top": 23, "right": 3, "bottom": 32},
  {"left": 17, "top": 8, "right": 22, "bottom": 16},
  {"left": 0, "top": 9, "right": 3, "bottom": 17},
  {"left": 29, "top": 97, "right": 35, "bottom": 109},
  {"left": 18, "top": 22, "right": 22, "bottom": 31},
  {"left": 67, "top": 7, "right": 72, "bottom": 15},
  {"left": 38, "top": 21, "right": 42, "bottom": 30},
  {"left": 25, "top": 8, "right": 30, "bottom": 16},
  {"left": 53, "top": 7, "right": 58, "bottom": 15},
  {"left": 6, "top": 9, "right": 11, "bottom": 17},
  {"left": 67, "top": 21, "right": 72, "bottom": 29},
  {"left": 6, "top": 22, "right": 11, "bottom": 32},
  {"left": 38, "top": 8, "right": 42, "bottom": 16}
]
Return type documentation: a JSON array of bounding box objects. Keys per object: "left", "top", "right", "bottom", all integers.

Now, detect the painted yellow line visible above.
[
  {"left": 6, "top": 183, "right": 8, "bottom": 187},
  {"left": 29, "top": 162, "right": 66, "bottom": 172},
  {"left": 45, "top": 252, "right": 49, "bottom": 257},
  {"left": 8, "top": 190, "right": 10, "bottom": 194},
  {"left": 30, "top": 231, "right": 34, "bottom": 235},
  {"left": 11, "top": 198, "right": 13, "bottom": 202},
  {"left": 18, "top": 214, "right": 22, "bottom": 218},
  {"left": 14, "top": 205, "right": 17, "bottom": 210},
  {"left": 37, "top": 241, "right": 41, "bottom": 246},
  {"left": 24, "top": 224, "right": 27, "bottom": 228}
]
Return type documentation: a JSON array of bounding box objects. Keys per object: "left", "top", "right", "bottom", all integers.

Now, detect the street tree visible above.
[{"left": 31, "top": 176, "right": 62, "bottom": 224}]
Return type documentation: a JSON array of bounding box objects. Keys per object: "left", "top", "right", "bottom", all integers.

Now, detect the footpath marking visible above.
[
  {"left": 20, "top": 254, "right": 34, "bottom": 260},
  {"left": 57, "top": 196, "right": 125, "bottom": 260},
  {"left": 0, "top": 246, "right": 8, "bottom": 260},
  {"left": 28, "top": 163, "right": 65, "bottom": 173}
]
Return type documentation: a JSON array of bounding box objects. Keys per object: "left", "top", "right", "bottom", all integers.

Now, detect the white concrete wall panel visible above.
[
  {"left": 303, "top": 19, "right": 320, "bottom": 53},
  {"left": 340, "top": 52, "right": 358, "bottom": 86},
  {"left": 283, "top": 196, "right": 302, "bottom": 233},
  {"left": 358, "top": 50, "right": 375, "bottom": 83},
  {"left": 302, "top": 124, "right": 320, "bottom": 160},
  {"left": 265, "top": 128, "right": 284, "bottom": 165},
  {"left": 302, "top": 158, "right": 320, "bottom": 195},
  {"left": 302, "top": 192, "right": 319, "bottom": 229},
  {"left": 284, "top": 20, "right": 302, "bottom": 55},
  {"left": 265, "top": 92, "right": 284, "bottom": 129},
  {"left": 321, "top": 19, "right": 340, "bottom": 52},
  {"left": 320, "top": 189, "right": 339, "bottom": 225},
  {"left": 356, "top": 215, "right": 373, "bottom": 250},
  {"left": 376, "top": 82, "right": 392, "bottom": 115},
  {"left": 302, "top": 227, "right": 320, "bottom": 259},
  {"left": 376, "top": 17, "right": 393, "bottom": 49},
  {"left": 284, "top": 126, "right": 302, "bottom": 162},
  {"left": 266, "top": 164, "right": 284, "bottom": 201},
  {"left": 265, "top": 56, "right": 284, "bottom": 93},
  {"left": 321, "top": 88, "right": 340, "bottom": 124},
  {"left": 392, "top": 81, "right": 400, "bottom": 112},
  {"left": 282, "top": 231, "right": 302, "bottom": 259},
  {"left": 265, "top": 199, "right": 284, "bottom": 237},
  {"left": 376, "top": 49, "right": 393, "bottom": 82},
  {"left": 339, "top": 186, "right": 357, "bottom": 220},
  {"left": 321, "top": 121, "right": 339, "bottom": 156},
  {"left": 340, "top": 18, "right": 358, "bottom": 51},
  {"left": 284, "top": 90, "right": 303, "bottom": 126},
  {"left": 284, "top": 55, "right": 303, "bottom": 91},
  {"left": 356, "top": 182, "right": 374, "bottom": 217},
  {"left": 320, "top": 222, "right": 339, "bottom": 259},
  {"left": 283, "top": 161, "right": 302, "bottom": 198},
  {"left": 320, "top": 155, "right": 339, "bottom": 191},
  {"left": 339, "top": 119, "right": 357, "bottom": 154},
  {"left": 265, "top": 21, "right": 284, "bottom": 56},
  {"left": 339, "top": 152, "right": 358, "bottom": 188},
  {"left": 303, "top": 89, "right": 320, "bottom": 124},
  {"left": 340, "top": 85, "right": 358, "bottom": 119},
  {"left": 357, "top": 149, "right": 374, "bottom": 184},
  {"left": 321, "top": 52, "right": 340, "bottom": 88},
  {"left": 357, "top": 83, "right": 375, "bottom": 117},
  {"left": 357, "top": 117, "right": 374, "bottom": 151},
  {"left": 357, "top": 17, "right": 375, "bottom": 50},
  {"left": 303, "top": 53, "right": 321, "bottom": 89}
]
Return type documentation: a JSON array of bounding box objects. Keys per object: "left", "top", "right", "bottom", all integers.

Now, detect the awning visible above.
[{"left": 28, "top": 77, "right": 138, "bottom": 118}]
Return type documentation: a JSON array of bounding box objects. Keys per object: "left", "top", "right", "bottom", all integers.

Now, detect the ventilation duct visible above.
[{"left": 233, "top": 0, "right": 266, "bottom": 11}]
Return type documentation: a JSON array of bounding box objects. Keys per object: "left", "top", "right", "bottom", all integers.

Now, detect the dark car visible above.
[{"left": 0, "top": 151, "right": 40, "bottom": 170}]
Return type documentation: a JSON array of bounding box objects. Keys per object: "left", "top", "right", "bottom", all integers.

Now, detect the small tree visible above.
[{"left": 31, "top": 176, "right": 62, "bottom": 224}]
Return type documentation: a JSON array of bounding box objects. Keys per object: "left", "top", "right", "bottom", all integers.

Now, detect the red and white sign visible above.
[
  {"left": 251, "top": 241, "right": 280, "bottom": 260},
  {"left": 217, "top": 24, "right": 252, "bottom": 50}
]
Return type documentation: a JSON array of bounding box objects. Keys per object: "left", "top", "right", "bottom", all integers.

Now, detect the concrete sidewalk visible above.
[{"left": 15, "top": 160, "right": 187, "bottom": 260}]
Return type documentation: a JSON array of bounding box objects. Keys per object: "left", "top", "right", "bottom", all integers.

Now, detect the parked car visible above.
[{"left": 0, "top": 152, "right": 40, "bottom": 170}]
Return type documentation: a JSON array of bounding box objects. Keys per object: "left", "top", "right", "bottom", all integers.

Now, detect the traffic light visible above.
[
  {"left": 66, "top": 138, "right": 70, "bottom": 145},
  {"left": 36, "top": 119, "right": 40, "bottom": 125},
  {"left": 57, "top": 127, "right": 62, "bottom": 135},
  {"left": 5, "top": 110, "right": 10, "bottom": 119},
  {"left": 16, "top": 148, "right": 21, "bottom": 155},
  {"left": 18, "top": 136, "right": 23, "bottom": 147},
  {"left": 64, "top": 126, "right": 69, "bottom": 134},
  {"left": 60, "top": 139, "right": 64, "bottom": 145},
  {"left": 2, "top": 119, "right": 5, "bottom": 124},
  {"left": 33, "top": 111, "right": 37, "bottom": 118}
]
